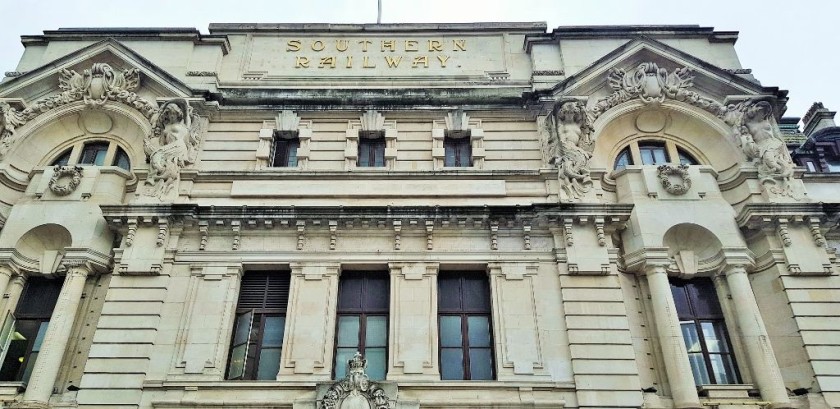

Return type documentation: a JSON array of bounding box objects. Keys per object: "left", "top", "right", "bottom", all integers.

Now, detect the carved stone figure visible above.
[
  {"left": 545, "top": 101, "right": 594, "bottom": 201},
  {"left": 320, "top": 352, "right": 391, "bottom": 409},
  {"left": 727, "top": 99, "right": 794, "bottom": 187},
  {"left": 0, "top": 62, "right": 158, "bottom": 158},
  {"left": 143, "top": 99, "right": 203, "bottom": 198}
]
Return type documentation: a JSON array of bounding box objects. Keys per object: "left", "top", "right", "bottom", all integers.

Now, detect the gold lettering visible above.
[
  {"left": 311, "top": 40, "right": 325, "bottom": 51},
  {"left": 319, "top": 56, "right": 336, "bottom": 68},
  {"left": 295, "top": 56, "right": 310, "bottom": 68},
  {"left": 437, "top": 55, "right": 450, "bottom": 68},
  {"left": 412, "top": 56, "right": 429, "bottom": 68},
  {"left": 346, "top": 56, "right": 353, "bottom": 68},
  {"left": 428, "top": 40, "right": 443, "bottom": 52},
  {"left": 405, "top": 40, "right": 418, "bottom": 52},
  {"left": 359, "top": 40, "right": 372, "bottom": 52},
  {"left": 336, "top": 39, "right": 349, "bottom": 52},
  {"left": 287, "top": 40, "right": 302, "bottom": 52},
  {"left": 363, "top": 56, "right": 376, "bottom": 68},
  {"left": 384, "top": 56, "right": 403, "bottom": 68},
  {"left": 381, "top": 40, "right": 396, "bottom": 52},
  {"left": 453, "top": 39, "right": 466, "bottom": 51}
]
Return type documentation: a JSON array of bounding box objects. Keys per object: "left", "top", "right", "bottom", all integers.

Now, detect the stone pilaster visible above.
[
  {"left": 0, "top": 265, "right": 15, "bottom": 315},
  {"left": 387, "top": 262, "right": 438, "bottom": 380}
]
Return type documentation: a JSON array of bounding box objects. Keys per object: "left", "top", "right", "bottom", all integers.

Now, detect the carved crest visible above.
[
  {"left": 657, "top": 164, "right": 692, "bottom": 195},
  {"left": 320, "top": 352, "right": 392, "bottom": 409},
  {"left": 0, "top": 62, "right": 158, "bottom": 158},
  {"left": 590, "top": 62, "right": 726, "bottom": 120}
]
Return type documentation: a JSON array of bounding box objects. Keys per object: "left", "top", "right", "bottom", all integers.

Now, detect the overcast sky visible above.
[{"left": 0, "top": 0, "right": 836, "bottom": 123}]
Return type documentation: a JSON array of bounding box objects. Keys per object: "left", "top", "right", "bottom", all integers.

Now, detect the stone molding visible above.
[
  {"left": 256, "top": 110, "right": 312, "bottom": 170},
  {"left": 431, "top": 110, "right": 485, "bottom": 170},
  {"left": 345, "top": 110, "right": 397, "bottom": 170}
]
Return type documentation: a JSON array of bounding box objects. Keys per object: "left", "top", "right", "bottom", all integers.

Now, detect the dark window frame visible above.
[
  {"left": 332, "top": 271, "right": 389, "bottom": 380},
  {"left": 226, "top": 271, "right": 290, "bottom": 381},
  {"left": 357, "top": 131, "right": 386, "bottom": 167},
  {"left": 670, "top": 277, "right": 741, "bottom": 385},
  {"left": 271, "top": 131, "right": 300, "bottom": 167},
  {"left": 437, "top": 272, "right": 495, "bottom": 381},
  {"left": 78, "top": 142, "right": 110, "bottom": 166},
  {"left": 638, "top": 141, "right": 670, "bottom": 165},
  {"left": 444, "top": 131, "right": 472, "bottom": 167}
]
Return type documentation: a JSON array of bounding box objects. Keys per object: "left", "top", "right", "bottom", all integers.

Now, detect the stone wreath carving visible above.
[
  {"left": 543, "top": 101, "right": 594, "bottom": 201},
  {"left": 48, "top": 165, "right": 83, "bottom": 196},
  {"left": 657, "top": 164, "right": 691, "bottom": 195},
  {"left": 0, "top": 63, "right": 158, "bottom": 158},
  {"left": 321, "top": 352, "right": 390, "bottom": 409},
  {"left": 143, "top": 99, "right": 204, "bottom": 198}
]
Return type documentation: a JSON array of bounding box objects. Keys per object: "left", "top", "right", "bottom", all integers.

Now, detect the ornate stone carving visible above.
[
  {"left": 0, "top": 63, "right": 158, "bottom": 158},
  {"left": 360, "top": 110, "right": 385, "bottom": 133},
  {"left": 724, "top": 99, "right": 795, "bottom": 190},
  {"left": 320, "top": 352, "right": 391, "bottom": 409},
  {"left": 590, "top": 62, "right": 725, "bottom": 121},
  {"left": 544, "top": 101, "right": 594, "bottom": 201},
  {"left": 656, "top": 164, "right": 692, "bottom": 195},
  {"left": 48, "top": 165, "right": 83, "bottom": 196},
  {"left": 276, "top": 110, "right": 301, "bottom": 132},
  {"left": 143, "top": 99, "right": 204, "bottom": 198}
]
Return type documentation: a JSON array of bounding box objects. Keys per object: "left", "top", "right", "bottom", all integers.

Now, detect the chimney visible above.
[{"left": 802, "top": 102, "right": 837, "bottom": 136}]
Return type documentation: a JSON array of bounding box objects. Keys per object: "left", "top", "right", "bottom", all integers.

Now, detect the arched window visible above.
[
  {"left": 613, "top": 139, "right": 700, "bottom": 170},
  {"left": 48, "top": 141, "right": 131, "bottom": 170}
]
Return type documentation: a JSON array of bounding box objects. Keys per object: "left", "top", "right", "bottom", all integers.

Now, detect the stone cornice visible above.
[
  {"left": 208, "top": 22, "right": 547, "bottom": 34},
  {"left": 735, "top": 203, "right": 825, "bottom": 230}
]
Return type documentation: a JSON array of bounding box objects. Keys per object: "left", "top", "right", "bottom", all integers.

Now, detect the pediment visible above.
[
  {"left": 0, "top": 38, "right": 195, "bottom": 103},
  {"left": 550, "top": 37, "right": 786, "bottom": 113}
]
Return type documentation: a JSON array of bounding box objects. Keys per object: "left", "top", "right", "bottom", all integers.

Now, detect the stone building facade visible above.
[{"left": 0, "top": 22, "right": 837, "bottom": 409}]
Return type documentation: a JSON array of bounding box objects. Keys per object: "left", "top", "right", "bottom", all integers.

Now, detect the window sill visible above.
[
  {"left": 697, "top": 383, "right": 757, "bottom": 398},
  {"left": 0, "top": 381, "right": 25, "bottom": 395}
]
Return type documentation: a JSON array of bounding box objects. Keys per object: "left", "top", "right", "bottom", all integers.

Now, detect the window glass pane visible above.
[
  {"left": 227, "top": 344, "right": 247, "bottom": 379},
  {"left": 462, "top": 277, "right": 490, "bottom": 312},
  {"left": 688, "top": 353, "right": 711, "bottom": 385},
  {"left": 680, "top": 322, "right": 702, "bottom": 353},
  {"left": 614, "top": 148, "right": 632, "bottom": 170},
  {"left": 21, "top": 351, "right": 38, "bottom": 384},
  {"left": 262, "top": 316, "right": 285, "bottom": 347},
  {"left": 709, "top": 354, "right": 738, "bottom": 384},
  {"left": 374, "top": 141, "right": 385, "bottom": 167},
  {"left": 640, "top": 148, "right": 655, "bottom": 165},
  {"left": 365, "top": 347, "right": 387, "bottom": 381},
  {"left": 701, "top": 322, "right": 725, "bottom": 353},
  {"left": 467, "top": 316, "right": 491, "bottom": 347},
  {"left": 438, "top": 276, "right": 461, "bottom": 311},
  {"left": 444, "top": 139, "right": 457, "bottom": 167},
  {"left": 440, "top": 348, "right": 464, "bottom": 380},
  {"left": 113, "top": 147, "right": 130, "bottom": 170},
  {"left": 358, "top": 141, "right": 371, "bottom": 166},
  {"left": 363, "top": 276, "right": 389, "bottom": 311},
  {"left": 469, "top": 348, "right": 493, "bottom": 380},
  {"left": 52, "top": 149, "right": 72, "bottom": 166},
  {"left": 458, "top": 141, "right": 472, "bottom": 167},
  {"left": 365, "top": 316, "right": 388, "bottom": 347},
  {"left": 256, "top": 347, "right": 281, "bottom": 380},
  {"left": 337, "top": 316, "right": 360, "bottom": 347},
  {"left": 678, "top": 149, "right": 698, "bottom": 165},
  {"left": 826, "top": 159, "right": 840, "bottom": 172},
  {"left": 334, "top": 347, "right": 356, "bottom": 379},
  {"left": 439, "top": 316, "right": 462, "bottom": 347},
  {"left": 232, "top": 311, "right": 253, "bottom": 346},
  {"left": 79, "top": 143, "right": 109, "bottom": 165},
  {"left": 670, "top": 283, "right": 692, "bottom": 319},
  {"left": 653, "top": 148, "right": 667, "bottom": 164},
  {"left": 338, "top": 277, "right": 363, "bottom": 311},
  {"left": 805, "top": 161, "right": 817, "bottom": 172},
  {"left": 687, "top": 279, "right": 722, "bottom": 317},
  {"left": 30, "top": 322, "right": 48, "bottom": 353}
]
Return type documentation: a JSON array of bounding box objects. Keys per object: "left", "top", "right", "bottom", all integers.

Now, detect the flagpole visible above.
[{"left": 377, "top": 0, "right": 382, "bottom": 24}]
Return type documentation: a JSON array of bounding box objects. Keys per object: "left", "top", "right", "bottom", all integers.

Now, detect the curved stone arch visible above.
[
  {"left": 10, "top": 223, "right": 73, "bottom": 275},
  {"left": 5, "top": 100, "right": 151, "bottom": 175},
  {"left": 661, "top": 222, "right": 726, "bottom": 277},
  {"left": 591, "top": 99, "right": 740, "bottom": 172}
]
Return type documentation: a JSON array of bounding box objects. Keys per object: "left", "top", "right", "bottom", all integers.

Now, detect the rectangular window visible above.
[
  {"left": 438, "top": 272, "right": 494, "bottom": 380},
  {"left": 271, "top": 132, "right": 300, "bottom": 167},
  {"left": 639, "top": 142, "right": 669, "bottom": 165},
  {"left": 0, "top": 277, "right": 63, "bottom": 383},
  {"left": 333, "top": 271, "right": 389, "bottom": 380},
  {"left": 444, "top": 132, "right": 472, "bottom": 167},
  {"left": 227, "top": 271, "right": 290, "bottom": 380},
  {"left": 670, "top": 278, "right": 740, "bottom": 385},
  {"left": 358, "top": 132, "right": 386, "bottom": 167}
]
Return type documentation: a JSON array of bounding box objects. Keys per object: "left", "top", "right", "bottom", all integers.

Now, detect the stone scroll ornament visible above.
[
  {"left": 0, "top": 63, "right": 158, "bottom": 158},
  {"left": 321, "top": 352, "right": 390, "bottom": 409},
  {"left": 544, "top": 101, "right": 595, "bottom": 201},
  {"left": 143, "top": 98, "right": 204, "bottom": 198}
]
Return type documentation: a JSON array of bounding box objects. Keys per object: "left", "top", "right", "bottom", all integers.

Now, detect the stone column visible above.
[
  {"left": 724, "top": 266, "right": 792, "bottom": 408},
  {"left": 22, "top": 264, "right": 89, "bottom": 405},
  {"left": 645, "top": 265, "right": 701, "bottom": 409}
]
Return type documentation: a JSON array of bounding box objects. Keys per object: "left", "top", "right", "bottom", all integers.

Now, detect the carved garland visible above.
[
  {"left": 656, "top": 164, "right": 692, "bottom": 195},
  {"left": 48, "top": 165, "right": 83, "bottom": 196}
]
